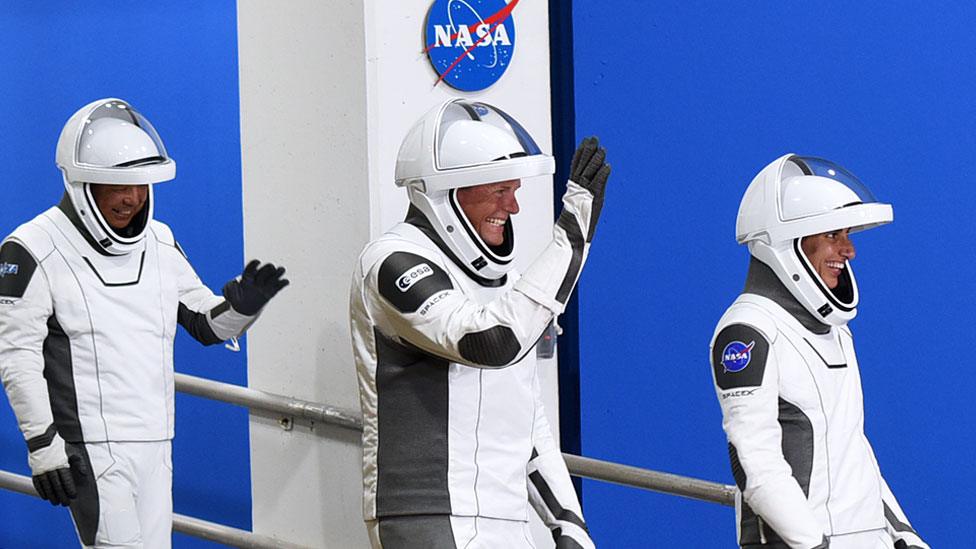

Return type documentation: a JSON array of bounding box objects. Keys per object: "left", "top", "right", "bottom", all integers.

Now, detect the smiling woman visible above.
[
  {"left": 800, "top": 229, "right": 856, "bottom": 290},
  {"left": 708, "top": 154, "right": 929, "bottom": 549}
]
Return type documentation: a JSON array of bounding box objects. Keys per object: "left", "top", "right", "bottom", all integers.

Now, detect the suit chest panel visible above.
[
  {"left": 776, "top": 327, "right": 863, "bottom": 420},
  {"left": 46, "top": 241, "right": 177, "bottom": 342},
  {"left": 439, "top": 259, "right": 515, "bottom": 305},
  {"left": 436, "top": 259, "right": 534, "bottom": 419}
]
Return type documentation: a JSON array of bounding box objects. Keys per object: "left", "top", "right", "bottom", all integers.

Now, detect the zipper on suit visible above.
[{"left": 758, "top": 516, "right": 767, "bottom": 544}]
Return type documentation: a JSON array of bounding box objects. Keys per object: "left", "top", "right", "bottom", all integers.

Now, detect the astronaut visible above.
[
  {"left": 709, "top": 154, "right": 928, "bottom": 549},
  {"left": 349, "top": 99, "right": 610, "bottom": 549},
  {"left": 0, "top": 98, "right": 288, "bottom": 548}
]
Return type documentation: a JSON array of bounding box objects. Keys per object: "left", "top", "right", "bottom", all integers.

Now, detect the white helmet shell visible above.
[
  {"left": 736, "top": 154, "right": 893, "bottom": 325},
  {"left": 78, "top": 117, "right": 162, "bottom": 168},
  {"left": 55, "top": 98, "right": 176, "bottom": 255},
  {"left": 395, "top": 99, "right": 555, "bottom": 280}
]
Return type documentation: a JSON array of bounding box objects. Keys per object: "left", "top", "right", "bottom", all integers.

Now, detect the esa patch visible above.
[
  {"left": 712, "top": 324, "right": 769, "bottom": 390},
  {"left": 0, "top": 241, "right": 37, "bottom": 298},
  {"left": 378, "top": 252, "right": 453, "bottom": 314},
  {"left": 396, "top": 263, "right": 434, "bottom": 292}
]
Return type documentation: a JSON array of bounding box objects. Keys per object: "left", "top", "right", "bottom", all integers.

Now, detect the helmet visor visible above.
[
  {"left": 76, "top": 100, "right": 169, "bottom": 169},
  {"left": 790, "top": 156, "right": 877, "bottom": 201},
  {"left": 434, "top": 100, "right": 542, "bottom": 170},
  {"left": 780, "top": 156, "right": 885, "bottom": 224}
]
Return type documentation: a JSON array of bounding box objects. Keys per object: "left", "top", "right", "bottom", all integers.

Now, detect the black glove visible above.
[
  {"left": 222, "top": 260, "right": 290, "bottom": 316},
  {"left": 568, "top": 136, "right": 611, "bottom": 241},
  {"left": 32, "top": 454, "right": 85, "bottom": 506}
]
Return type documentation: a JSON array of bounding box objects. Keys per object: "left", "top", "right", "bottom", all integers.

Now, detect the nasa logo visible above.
[
  {"left": 0, "top": 263, "right": 18, "bottom": 278},
  {"left": 424, "top": 0, "right": 518, "bottom": 92},
  {"left": 397, "top": 263, "right": 435, "bottom": 292},
  {"left": 721, "top": 340, "right": 755, "bottom": 373}
]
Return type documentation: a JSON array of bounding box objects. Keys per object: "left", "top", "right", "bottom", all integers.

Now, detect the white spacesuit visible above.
[
  {"left": 350, "top": 100, "right": 610, "bottom": 548},
  {"left": 710, "top": 155, "right": 928, "bottom": 549},
  {"left": 0, "top": 98, "right": 288, "bottom": 548}
]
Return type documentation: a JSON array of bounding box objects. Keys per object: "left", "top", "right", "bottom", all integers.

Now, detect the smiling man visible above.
[
  {"left": 89, "top": 184, "right": 149, "bottom": 232},
  {"left": 350, "top": 100, "right": 610, "bottom": 549},
  {"left": 0, "top": 98, "right": 288, "bottom": 548},
  {"left": 709, "top": 155, "right": 928, "bottom": 549},
  {"left": 455, "top": 179, "right": 521, "bottom": 246}
]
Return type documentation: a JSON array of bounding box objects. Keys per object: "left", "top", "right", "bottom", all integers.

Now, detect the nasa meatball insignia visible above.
[
  {"left": 424, "top": 0, "right": 519, "bottom": 91},
  {"left": 721, "top": 340, "right": 755, "bottom": 373}
]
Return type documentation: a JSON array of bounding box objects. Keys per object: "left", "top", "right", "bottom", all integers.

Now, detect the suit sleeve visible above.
[
  {"left": 364, "top": 248, "right": 549, "bottom": 368},
  {"left": 171, "top": 242, "right": 256, "bottom": 344},
  {"left": 526, "top": 364, "right": 594, "bottom": 549},
  {"left": 365, "top": 183, "right": 597, "bottom": 369},
  {"left": 711, "top": 323, "right": 826, "bottom": 549},
  {"left": 0, "top": 240, "right": 69, "bottom": 473}
]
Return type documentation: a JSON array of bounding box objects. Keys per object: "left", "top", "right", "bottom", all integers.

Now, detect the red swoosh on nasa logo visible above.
[{"left": 426, "top": 0, "right": 520, "bottom": 86}]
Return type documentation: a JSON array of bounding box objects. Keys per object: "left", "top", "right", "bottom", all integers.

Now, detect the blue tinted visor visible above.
[{"left": 790, "top": 156, "right": 878, "bottom": 204}]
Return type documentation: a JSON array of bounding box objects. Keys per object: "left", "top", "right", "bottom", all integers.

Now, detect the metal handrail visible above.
[
  {"left": 175, "top": 373, "right": 736, "bottom": 507},
  {"left": 563, "top": 454, "right": 735, "bottom": 506},
  {"left": 0, "top": 470, "right": 308, "bottom": 549},
  {"left": 176, "top": 373, "right": 363, "bottom": 431},
  {"left": 0, "top": 373, "right": 735, "bottom": 548}
]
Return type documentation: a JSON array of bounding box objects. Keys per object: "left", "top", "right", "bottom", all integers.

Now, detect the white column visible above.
[{"left": 238, "top": 1, "right": 371, "bottom": 547}]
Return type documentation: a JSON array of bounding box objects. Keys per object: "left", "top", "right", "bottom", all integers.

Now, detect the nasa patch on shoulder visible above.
[
  {"left": 712, "top": 324, "right": 769, "bottom": 390},
  {"left": 378, "top": 252, "right": 454, "bottom": 314}
]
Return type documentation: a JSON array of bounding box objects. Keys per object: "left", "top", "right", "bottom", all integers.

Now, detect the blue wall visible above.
[
  {"left": 4, "top": 2, "right": 974, "bottom": 548},
  {"left": 572, "top": 2, "right": 971, "bottom": 547},
  {"left": 0, "top": 2, "right": 248, "bottom": 547}
]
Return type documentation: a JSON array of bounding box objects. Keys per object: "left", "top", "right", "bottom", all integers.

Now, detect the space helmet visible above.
[
  {"left": 736, "top": 154, "right": 892, "bottom": 325},
  {"left": 395, "top": 99, "right": 554, "bottom": 280},
  {"left": 55, "top": 98, "right": 175, "bottom": 255}
]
